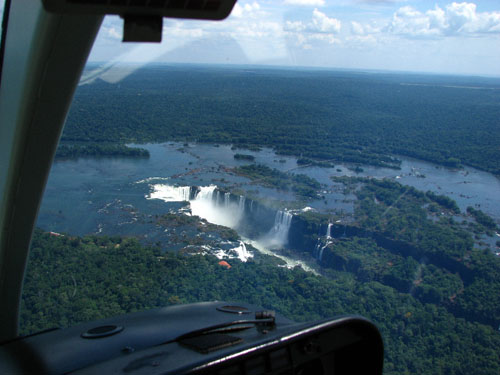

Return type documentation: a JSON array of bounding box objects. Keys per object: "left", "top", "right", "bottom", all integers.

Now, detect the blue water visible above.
[{"left": 37, "top": 142, "right": 500, "bottom": 241}]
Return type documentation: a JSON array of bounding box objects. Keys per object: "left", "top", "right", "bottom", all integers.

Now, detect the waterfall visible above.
[
  {"left": 195, "top": 185, "right": 217, "bottom": 203},
  {"left": 262, "top": 210, "right": 292, "bottom": 248},
  {"left": 319, "top": 243, "right": 331, "bottom": 263},
  {"left": 213, "top": 240, "right": 253, "bottom": 263},
  {"left": 319, "top": 244, "right": 326, "bottom": 262},
  {"left": 313, "top": 223, "right": 333, "bottom": 261},
  {"left": 326, "top": 223, "right": 333, "bottom": 238},
  {"left": 233, "top": 241, "right": 252, "bottom": 262},
  {"left": 149, "top": 184, "right": 289, "bottom": 247},
  {"left": 148, "top": 184, "right": 322, "bottom": 270},
  {"left": 314, "top": 238, "right": 321, "bottom": 259},
  {"left": 147, "top": 185, "right": 192, "bottom": 202},
  {"left": 238, "top": 196, "right": 246, "bottom": 218}
]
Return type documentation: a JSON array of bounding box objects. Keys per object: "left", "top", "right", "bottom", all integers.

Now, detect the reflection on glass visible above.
[{"left": 20, "top": 2, "right": 500, "bottom": 374}]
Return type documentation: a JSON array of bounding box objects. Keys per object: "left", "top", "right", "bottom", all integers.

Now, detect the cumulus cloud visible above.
[
  {"left": 283, "top": 0, "right": 325, "bottom": 6},
  {"left": 311, "top": 8, "right": 341, "bottom": 33},
  {"left": 284, "top": 8, "right": 341, "bottom": 47},
  {"left": 231, "top": 2, "right": 261, "bottom": 18},
  {"left": 387, "top": 2, "right": 500, "bottom": 37},
  {"left": 350, "top": 21, "right": 381, "bottom": 36},
  {"left": 283, "top": 8, "right": 342, "bottom": 49},
  {"left": 351, "top": 21, "right": 365, "bottom": 35},
  {"left": 95, "top": 17, "right": 124, "bottom": 42},
  {"left": 285, "top": 9, "right": 341, "bottom": 34},
  {"left": 285, "top": 20, "right": 307, "bottom": 32}
]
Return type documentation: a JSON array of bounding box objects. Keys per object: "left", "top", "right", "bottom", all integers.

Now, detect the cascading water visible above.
[
  {"left": 318, "top": 243, "right": 329, "bottom": 262},
  {"left": 233, "top": 241, "right": 252, "bottom": 262},
  {"left": 149, "top": 184, "right": 248, "bottom": 230},
  {"left": 326, "top": 223, "right": 333, "bottom": 238},
  {"left": 195, "top": 185, "right": 217, "bottom": 202},
  {"left": 313, "top": 223, "right": 334, "bottom": 262},
  {"left": 261, "top": 210, "right": 293, "bottom": 248},
  {"left": 148, "top": 185, "right": 192, "bottom": 202},
  {"left": 147, "top": 184, "right": 317, "bottom": 272},
  {"left": 314, "top": 239, "right": 322, "bottom": 259},
  {"left": 238, "top": 196, "right": 246, "bottom": 218}
]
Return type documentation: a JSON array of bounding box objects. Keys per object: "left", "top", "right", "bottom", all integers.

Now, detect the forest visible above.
[
  {"left": 25, "top": 64, "right": 500, "bottom": 374},
  {"left": 55, "top": 143, "right": 149, "bottom": 159},
  {"left": 233, "top": 164, "right": 321, "bottom": 199},
  {"left": 21, "top": 230, "right": 500, "bottom": 375},
  {"left": 60, "top": 65, "right": 500, "bottom": 175},
  {"left": 21, "top": 178, "right": 500, "bottom": 374},
  {"left": 321, "top": 177, "right": 500, "bottom": 328}
]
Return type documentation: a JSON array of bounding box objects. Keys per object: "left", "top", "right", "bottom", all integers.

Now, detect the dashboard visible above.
[{"left": 0, "top": 302, "right": 383, "bottom": 374}]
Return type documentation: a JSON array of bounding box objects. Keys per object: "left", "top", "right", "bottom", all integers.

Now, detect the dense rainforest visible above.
[
  {"left": 21, "top": 230, "right": 500, "bottom": 375},
  {"left": 25, "top": 65, "right": 500, "bottom": 374},
  {"left": 55, "top": 143, "right": 149, "bottom": 159},
  {"left": 61, "top": 65, "right": 500, "bottom": 175},
  {"left": 233, "top": 164, "right": 321, "bottom": 199},
  {"left": 297, "top": 177, "right": 500, "bottom": 329}
]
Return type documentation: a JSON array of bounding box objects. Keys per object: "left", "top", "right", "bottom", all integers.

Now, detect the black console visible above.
[{"left": 0, "top": 302, "right": 383, "bottom": 374}]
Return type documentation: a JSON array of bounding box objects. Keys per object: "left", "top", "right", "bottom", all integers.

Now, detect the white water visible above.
[
  {"left": 232, "top": 241, "right": 253, "bottom": 262},
  {"left": 148, "top": 184, "right": 245, "bottom": 229},
  {"left": 148, "top": 185, "right": 293, "bottom": 249},
  {"left": 313, "top": 223, "right": 334, "bottom": 262},
  {"left": 314, "top": 239, "right": 321, "bottom": 259},
  {"left": 318, "top": 242, "right": 333, "bottom": 262},
  {"left": 212, "top": 241, "right": 253, "bottom": 262},
  {"left": 260, "top": 210, "right": 293, "bottom": 249},
  {"left": 238, "top": 196, "right": 246, "bottom": 217},
  {"left": 326, "top": 223, "right": 333, "bottom": 238},
  {"left": 149, "top": 185, "right": 191, "bottom": 202},
  {"left": 245, "top": 238, "right": 318, "bottom": 275},
  {"left": 145, "top": 184, "right": 318, "bottom": 271}
]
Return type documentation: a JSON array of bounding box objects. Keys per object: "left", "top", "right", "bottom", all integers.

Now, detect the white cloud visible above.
[
  {"left": 346, "top": 34, "right": 377, "bottom": 45},
  {"left": 285, "top": 9, "right": 341, "bottom": 34},
  {"left": 85, "top": 1, "right": 500, "bottom": 75},
  {"left": 285, "top": 20, "right": 307, "bottom": 32},
  {"left": 95, "top": 17, "right": 124, "bottom": 43},
  {"left": 387, "top": 2, "right": 500, "bottom": 37},
  {"left": 351, "top": 21, "right": 365, "bottom": 35},
  {"left": 106, "top": 26, "right": 122, "bottom": 40},
  {"left": 231, "top": 2, "right": 261, "bottom": 18},
  {"left": 283, "top": 0, "right": 325, "bottom": 6},
  {"left": 311, "top": 8, "right": 341, "bottom": 33},
  {"left": 350, "top": 20, "right": 381, "bottom": 38},
  {"left": 308, "top": 33, "right": 338, "bottom": 44},
  {"left": 284, "top": 8, "right": 341, "bottom": 47}
]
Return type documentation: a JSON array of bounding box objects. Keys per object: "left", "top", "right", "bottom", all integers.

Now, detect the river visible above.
[{"left": 37, "top": 142, "right": 500, "bottom": 263}]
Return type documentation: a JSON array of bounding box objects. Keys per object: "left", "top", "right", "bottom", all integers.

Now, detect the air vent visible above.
[
  {"left": 42, "top": 0, "right": 236, "bottom": 20},
  {"left": 81, "top": 325, "right": 124, "bottom": 339}
]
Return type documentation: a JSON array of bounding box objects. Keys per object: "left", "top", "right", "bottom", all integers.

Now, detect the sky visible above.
[
  {"left": 2, "top": 1, "right": 500, "bottom": 76},
  {"left": 86, "top": 0, "right": 500, "bottom": 76}
]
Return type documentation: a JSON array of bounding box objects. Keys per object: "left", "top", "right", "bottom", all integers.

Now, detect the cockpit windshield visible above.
[{"left": 19, "top": 2, "right": 500, "bottom": 374}]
